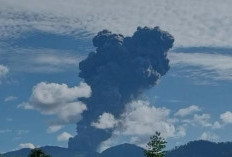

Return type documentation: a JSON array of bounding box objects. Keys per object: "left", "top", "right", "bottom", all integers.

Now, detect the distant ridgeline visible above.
[
  {"left": 166, "top": 140, "right": 232, "bottom": 157},
  {"left": 3, "top": 140, "right": 232, "bottom": 157}
]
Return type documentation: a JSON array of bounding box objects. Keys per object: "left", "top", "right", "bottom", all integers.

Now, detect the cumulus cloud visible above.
[
  {"left": 120, "top": 100, "right": 175, "bottom": 137},
  {"left": 175, "top": 105, "right": 201, "bottom": 117},
  {"left": 175, "top": 126, "right": 187, "bottom": 137},
  {"left": 18, "top": 82, "right": 91, "bottom": 126},
  {"left": 98, "top": 101, "right": 225, "bottom": 151},
  {"left": 98, "top": 100, "right": 184, "bottom": 151},
  {"left": 211, "top": 121, "right": 222, "bottom": 129},
  {"left": 220, "top": 111, "right": 232, "bottom": 124},
  {"left": 17, "top": 143, "right": 35, "bottom": 149},
  {"left": 194, "top": 114, "right": 213, "bottom": 127},
  {"left": 0, "top": 65, "right": 9, "bottom": 84},
  {"left": 183, "top": 113, "right": 222, "bottom": 129},
  {"left": 0, "top": 0, "right": 232, "bottom": 47},
  {"left": 199, "top": 132, "right": 219, "bottom": 142},
  {"left": 57, "top": 132, "right": 73, "bottom": 142},
  {"left": 91, "top": 113, "right": 118, "bottom": 129}
]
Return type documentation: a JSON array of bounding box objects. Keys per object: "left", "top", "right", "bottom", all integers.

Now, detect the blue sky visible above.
[{"left": 1, "top": 0, "right": 232, "bottom": 153}]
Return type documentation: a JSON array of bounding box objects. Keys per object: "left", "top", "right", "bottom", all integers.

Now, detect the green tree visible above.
[
  {"left": 28, "top": 148, "right": 50, "bottom": 157},
  {"left": 144, "top": 132, "right": 167, "bottom": 157}
]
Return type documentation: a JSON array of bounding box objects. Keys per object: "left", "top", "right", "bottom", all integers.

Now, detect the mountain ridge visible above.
[{"left": 3, "top": 140, "right": 232, "bottom": 157}]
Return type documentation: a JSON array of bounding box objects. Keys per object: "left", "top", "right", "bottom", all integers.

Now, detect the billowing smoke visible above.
[{"left": 68, "top": 26, "right": 174, "bottom": 152}]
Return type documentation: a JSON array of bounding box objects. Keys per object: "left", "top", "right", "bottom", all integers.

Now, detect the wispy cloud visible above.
[
  {"left": 17, "top": 143, "right": 35, "bottom": 149},
  {"left": 175, "top": 105, "right": 201, "bottom": 117},
  {"left": 199, "top": 132, "right": 219, "bottom": 142},
  {"left": 47, "top": 125, "right": 63, "bottom": 133},
  {"left": 0, "top": 129, "right": 31, "bottom": 135},
  {"left": 0, "top": 48, "right": 82, "bottom": 73},
  {"left": 182, "top": 113, "right": 222, "bottom": 130},
  {"left": 17, "top": 130, "right": 30, "bottom": 135},
  {"left": 169, "top": 52, "right": 232, "bottom": 81},
  {"left": 4, "top": 96, "right": 18, "bottom": 102},
  {"left": 0, "top": 65, "right": 9, "bottom": 84},
  {"left": 0, "top": 0, "right": 232, "bottom": 47},
  {"left": 0, "top": 129, "right": 12, "bottom": 134},
  {"left": 6, "top": 117, "right": 13, "bottom": 122}
]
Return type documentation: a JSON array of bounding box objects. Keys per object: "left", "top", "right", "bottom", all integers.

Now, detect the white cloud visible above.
[
  {"left": 17, "top": 130, "right": 30, "bottom": 135},
  {"left": 6, "top": 117, "right": 13, "bottom": 122},
  {"left": 193, "top": 114, "right": 212, "bottom": 127},
  {"left": 169, "top": 52, "right": 232, "bottom": 81},
  {"left": 0, "top": 48, "right": 82, "bottom": 73},
  {"left": 183, "top": 113, "right": 222, "bottom": 129},
  {"left": 47, "top": 125, "right": 64, "bottom": 133},
  {"left": 0, "top": 65, "right": 9, "bottom": 84},
  {"left": 91, "top": 113, "right": 118, "bottom": 129},
  {"left": 34, "top": 54, "right": 78, "bottom": 66},
  {"left": 0, "top": 129, "right": 12, "bottom": 134},
  {"left": 57, "top": 132, "right": 73, "bottom": 142},
  {"left": 18, "top": 82, "right": 91, "bottom": 127},
  {"left": 175, "top": 126, "right": 187, "bottom": 137},
  {"left": 0, "top": 0, "right": 232, "bottom": 47},
  {"left": 212, "top": 121, "right": 222, "bottom": 129},
  {"left": 120, "top": 100, "right": 176, "bottom": 137},
  {"left": 220, "top": 111, "right": 232, "bottom": 124},
  {"left": 17, "top": 143, "right": 35, "bottom": 149},
  {"left": 4, "top": 96, "right": 18, "bottom": 102},
  {"left": 199, "top": 132, "right": 219, "bottom": 142},
  {"left": 99, "top": 100, "right": 182, "bottom": 151},
  {"left": 98, "top": 101, "right": 226, "bottom": 151},
  {"left": 175, "top": 105, "right": 201, "bottom": 117}
]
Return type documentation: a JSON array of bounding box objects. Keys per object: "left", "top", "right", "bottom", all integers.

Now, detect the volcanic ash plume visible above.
[{"left": 68, "top": 26, "right": 174, "bottom": 152}]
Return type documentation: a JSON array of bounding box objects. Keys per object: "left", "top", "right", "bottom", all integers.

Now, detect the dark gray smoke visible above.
[{"left": 68, "top": 26, "right": 174, "bottom": 152}]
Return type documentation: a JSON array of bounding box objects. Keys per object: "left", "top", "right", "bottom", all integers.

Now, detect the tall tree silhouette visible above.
[
  {"left": 144, "top": 132, "right": 167, "bottom": 157},
  {"left": 28, "top": 148, "right": 50, "bottom": 157}
]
